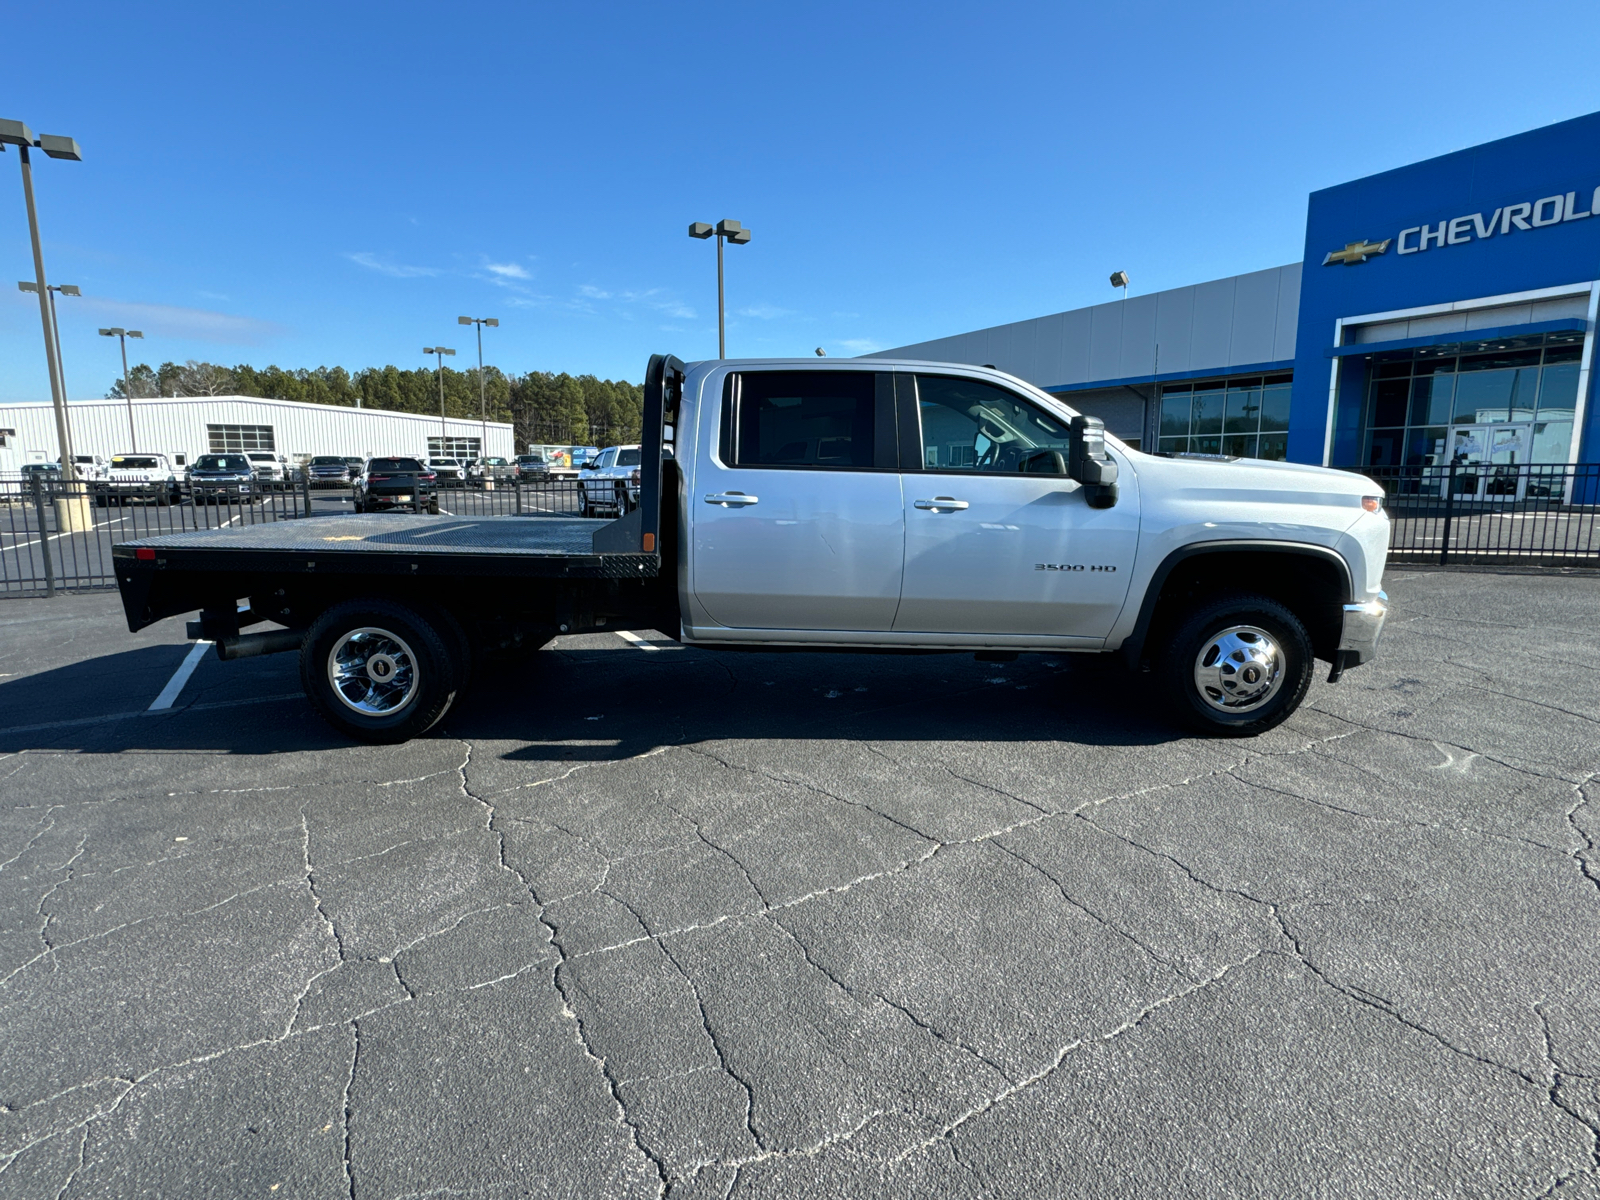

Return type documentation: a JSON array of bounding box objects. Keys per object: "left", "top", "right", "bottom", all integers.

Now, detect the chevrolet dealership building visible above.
[{"left": 875, "top": 111, "right": 1600, "bottom": 496}]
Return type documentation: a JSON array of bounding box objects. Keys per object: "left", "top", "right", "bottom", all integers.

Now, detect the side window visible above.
[
  {"left": 912, "top": 375, "right": 1073, "bottom": 474},
  {"left": 616, "top": 448, "right": 641, "bottom": 467},
  {"left": 721, "top": 370, "right": 889, "bottom": 470}
]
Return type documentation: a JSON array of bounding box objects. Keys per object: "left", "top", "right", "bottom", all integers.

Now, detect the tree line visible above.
[{"left": 107, "top": 360, "right": 644, "bottom": 449}]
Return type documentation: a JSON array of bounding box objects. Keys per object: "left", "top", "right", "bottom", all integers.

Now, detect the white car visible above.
[
  {"left": 427, "top": 458, "right": 466, "bottom": 487},
  {"left": 99, "top": 453, "right": 182, "bottom": 505},
  {"left": 62, "top": 454, "right": 108, "bottom": 483},
  {"left": 577, "top": 445, "right": 642, "bottom": 516},
  {"left": 246, "top": 452, "right": 290, "bottom": 488}
]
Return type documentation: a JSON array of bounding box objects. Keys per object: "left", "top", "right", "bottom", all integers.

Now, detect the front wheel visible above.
[
  {"left": 1158, "top": 593, "right": 1314, "bottom": 737},
  {"left": 301, "top": 600, "right": 461, "bottom": 743}
]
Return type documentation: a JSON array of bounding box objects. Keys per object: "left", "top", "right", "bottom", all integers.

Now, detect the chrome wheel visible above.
[
  {"left": 1192, "top": 624, "right": 1283, "bottom": 713},
  {"left": 328, "top": 627, "right": 420, "bottom": 716}
]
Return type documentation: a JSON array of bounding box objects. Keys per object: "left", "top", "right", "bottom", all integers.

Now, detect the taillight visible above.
[
  {"left": 630, "top": 468, "right": 641, "bottom": 484},
  {"left": 369, "top": 474, "right": 390, "bottom": 481},
  {"left": 421, "top": 473, "right": 436, "bottom": 482}
]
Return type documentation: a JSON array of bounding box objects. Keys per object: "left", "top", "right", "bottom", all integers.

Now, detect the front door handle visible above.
[
  {"left": 705, "top": 492, "right": 759, "bottom": 507},
  {"left": 914, "top": 497, "right": 969, "bottom": 511}
]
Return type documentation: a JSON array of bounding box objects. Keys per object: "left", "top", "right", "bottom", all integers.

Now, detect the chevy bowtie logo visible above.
[{"left": 1323, "top": 239, "right": 1392, "bottom": 265}]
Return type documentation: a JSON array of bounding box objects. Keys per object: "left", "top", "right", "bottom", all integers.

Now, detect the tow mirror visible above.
[
  {"left": 1068, "top": 415, "right": 1119, "bottom": 508},
  {"left": 1020, "top": 449, "right": 1066, "bottom": 475}
]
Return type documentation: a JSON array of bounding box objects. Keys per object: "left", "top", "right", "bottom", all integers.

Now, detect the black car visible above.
[
  {"left": 187, "top": 453, "right": 258, "bottom": 503},
  {"left": 354, "top": 457, "right": 438, "bottom": 513},
  {"left": 308, "top": 455, "right": 356, "bottom": 487}
]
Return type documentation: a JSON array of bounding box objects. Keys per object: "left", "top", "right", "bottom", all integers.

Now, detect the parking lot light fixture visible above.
[
  {"left": 3, "top": 118, "right": 81, "bottom": 478},
  {"left": 459, "top": 316, "right": 499, "bottom": 467},
  {"left": 99, "top": 327, "right": 144, "bottom": 451},
  {"left": 424, "top": 346, "right": 456, "bottom": 452},
  {"left": 689, "top": 218, "right": 752, "bottom": 359}
]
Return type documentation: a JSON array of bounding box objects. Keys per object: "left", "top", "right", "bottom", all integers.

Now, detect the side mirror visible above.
[
  {"left": 1019, "top": 449, "right": 1067, "bottom": 475},
  {"left": 1068, "top": 415, "right": 1119, "bottom": 508}
]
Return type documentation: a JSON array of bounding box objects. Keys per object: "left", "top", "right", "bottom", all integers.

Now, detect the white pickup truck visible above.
[{"left": 112, "top": 355, "right": 1388, "bottom": 743}]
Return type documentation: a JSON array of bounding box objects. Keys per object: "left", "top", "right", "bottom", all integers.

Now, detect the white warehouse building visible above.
[{"left": 0, "top": 394, "right": 514, "bottom": 473}]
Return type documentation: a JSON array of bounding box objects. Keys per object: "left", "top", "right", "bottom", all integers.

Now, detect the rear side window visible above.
[
  {"left": 616, "top": 449, "right": 641, "bottom": 467},
  {"left": 722, "top": 371, "right": 891, "bottom": 469}
]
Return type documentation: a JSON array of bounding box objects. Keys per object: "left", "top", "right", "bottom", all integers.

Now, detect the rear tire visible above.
[
  {"left": 301, "top": 599, "right": 460, "bottom": 744},
  {"left": 1158, "top": 593, "right": 1313, "bottom": 737}
]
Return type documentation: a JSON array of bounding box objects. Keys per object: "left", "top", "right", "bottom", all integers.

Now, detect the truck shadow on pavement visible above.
[{"left": 0, "top": 639, "right": 1184, "bottom": 756}]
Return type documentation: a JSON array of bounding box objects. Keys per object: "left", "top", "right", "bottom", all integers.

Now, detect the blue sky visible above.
[{"left": 3, "top": 0, "right": 1599, "bottom": 400}]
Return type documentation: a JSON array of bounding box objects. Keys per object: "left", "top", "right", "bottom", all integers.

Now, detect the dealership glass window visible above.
[
  {"left": 1157, "top": 374, "right": 1292, "bottom": 459},
  {"left": 427, "top": 437, "right": 482, "bottom": 459},
  {"left": 206, "top": 424, "right": 275, "bottom": 453},
  {"left": 1358, "top": 331, "right": 1585, "bottom": 468}
]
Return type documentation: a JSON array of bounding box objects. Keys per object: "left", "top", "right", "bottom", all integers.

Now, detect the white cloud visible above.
[
  {"left": 574, "top": 284, "right": 695, "bottom": 321},
  {"left": 485, "top": 262, "right": 531, "bottom": 280},
  {"left": 835, "top": 338, "right": 884, "bottom": 355},
  {"left": 345, "top": 252, "right": 439, "bottom": 278},
  {"left": 737, "top": 303, "right": 794, "bottom": 320},
  {"left": 80, "top": 298, "right": 285, "bottom": 346},
  {"left": 578, "top": 284, "right": 613, "bottom": 300}
]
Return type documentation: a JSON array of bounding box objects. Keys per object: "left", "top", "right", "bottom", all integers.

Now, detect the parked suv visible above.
[
  {"left": 98, "top": 453, "right": 182, "bottom": 505},
  {"left": 354, "top": 458, "right": 438, "bottom": 513},
  {"left": 308, "top": 456, "right": 357, "bottom": 487},
  {"left": 514, "top": 453, "right": 549, "bottom": 482},
  {"left": 427, "top": 458, "right": 465, "bottom": 487},
  {"left": 577, "top": 445, "right": 642, "bottom": 516},
  {"left": 187, "top": 454, "right": 258, "bottom": 503}
]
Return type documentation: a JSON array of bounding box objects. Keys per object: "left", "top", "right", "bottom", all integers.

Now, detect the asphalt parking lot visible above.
[{"left": 1, "top": 569, "right": 1597, "bottom": 1198}]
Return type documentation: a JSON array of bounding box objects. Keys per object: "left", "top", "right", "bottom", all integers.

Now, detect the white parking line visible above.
[
  {"left": 148, "top": 642, "right": 212, "bottom": 710},
  {"left": 616, "top": 630, "right": 660, "bottom": 651}
]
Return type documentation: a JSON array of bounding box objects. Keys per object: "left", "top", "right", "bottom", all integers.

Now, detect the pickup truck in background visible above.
[
  {"left": 577, "top": 445, "right": 642, "bottom": 516},
  {"left": 112, "top": 355, "right": 1389, "bottom": 743}
]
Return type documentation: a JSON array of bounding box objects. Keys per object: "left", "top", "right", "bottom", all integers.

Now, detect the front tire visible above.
[
  {"left": 301, "top": 600, "right": 460, "bottom": 743},
  {"left": 1158, "top": 593, "right": 1313, "bottom": 737}
]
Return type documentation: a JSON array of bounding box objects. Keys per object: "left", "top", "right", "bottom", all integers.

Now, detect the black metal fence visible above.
[
  {"left": 1367, "top": 462, "right": 1600, "bottom": 566},
  {"left": 0, "top": 474, "right": 606, "bottom": 596},
  {"left": 10, "top": 461, "right": 1591, "bottom": 597}
]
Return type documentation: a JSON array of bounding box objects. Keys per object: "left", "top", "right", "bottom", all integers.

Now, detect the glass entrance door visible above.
[{"left": 1443, "top": 424, "right": 1530, "bottom": 500}]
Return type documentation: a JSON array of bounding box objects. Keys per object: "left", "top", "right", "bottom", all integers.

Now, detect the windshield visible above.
[
  {"left": 429, "top": 459, "right": 459, "bottom": 467},
  {"left": 310, "top": 456, "right": 345, "bottom": 465},
  {"left": 484, "top": 457, "right": 507, "bottom": 465},
  {"left": 518, "top": 455, "right": 544, "bottom": 464},
  {"left": 247, "top": 453, "right": 275, "bottom": 461},
  {"left": 111, "top": 457, "right": 160, "bottom": 469},
  {"left": 195, "top": 455, "right": 250, "bottom": 470},
  {"left": 369, "top": 458, "right": 424, "bottom": 472}
]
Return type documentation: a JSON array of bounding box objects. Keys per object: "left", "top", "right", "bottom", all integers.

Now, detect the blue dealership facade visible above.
[{"left": 875, "top": 111, "right": 1600, "bottom": 491}]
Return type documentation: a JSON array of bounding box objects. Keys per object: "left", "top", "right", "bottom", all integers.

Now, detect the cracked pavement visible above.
[{"left": 1, "top": 568, "right": 1598, "bottom": 1198}]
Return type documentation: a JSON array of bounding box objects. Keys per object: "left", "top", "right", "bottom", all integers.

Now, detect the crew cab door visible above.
[
  {"left": 893, "top": 373, "right": 1139, "bottom": 638},
  {"left": 690, "top": 368, "right": 904, "bottom": 630}
]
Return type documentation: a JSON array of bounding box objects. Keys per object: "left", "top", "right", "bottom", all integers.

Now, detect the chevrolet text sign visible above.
[{"left": 1395, "top": 186, "right": 1600, "bottom": 255}]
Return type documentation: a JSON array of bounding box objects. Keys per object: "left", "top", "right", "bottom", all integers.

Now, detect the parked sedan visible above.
[
  {"left": 187, "top": 453, "right": 259, "bottom": 503},
  {"left": 354, "top": 457, "right": 438, "bottom": 513},
  {"left": 307, "top": 455, "right": 357, "bottom": 487}
]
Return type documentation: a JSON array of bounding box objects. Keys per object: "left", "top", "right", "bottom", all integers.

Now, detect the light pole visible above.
[
  {"left": 20, "top": 281, "right": 80, "bottom": 465},
  {"left": 458, "top": 316, "right": 499, "bottom": 463},
  {"left": 688, "top": 219, "right": 752, "bottom": 358},
  {"left": 424, "top": 346, "right": 456, "bottom": 456},
  {"left": 98, "top": 328, "right": 145, "bottom": 451},
  {"left": 1, "top": 119, "right": 82, "bottom": 514}
]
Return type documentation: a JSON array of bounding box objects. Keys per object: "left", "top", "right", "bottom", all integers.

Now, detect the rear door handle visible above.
[
  {"left": 705, "top": 492, "right": 759, "bottom": 507},
  {"left": 914, "top": 497, "right": 969, "bottom": 511}
]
